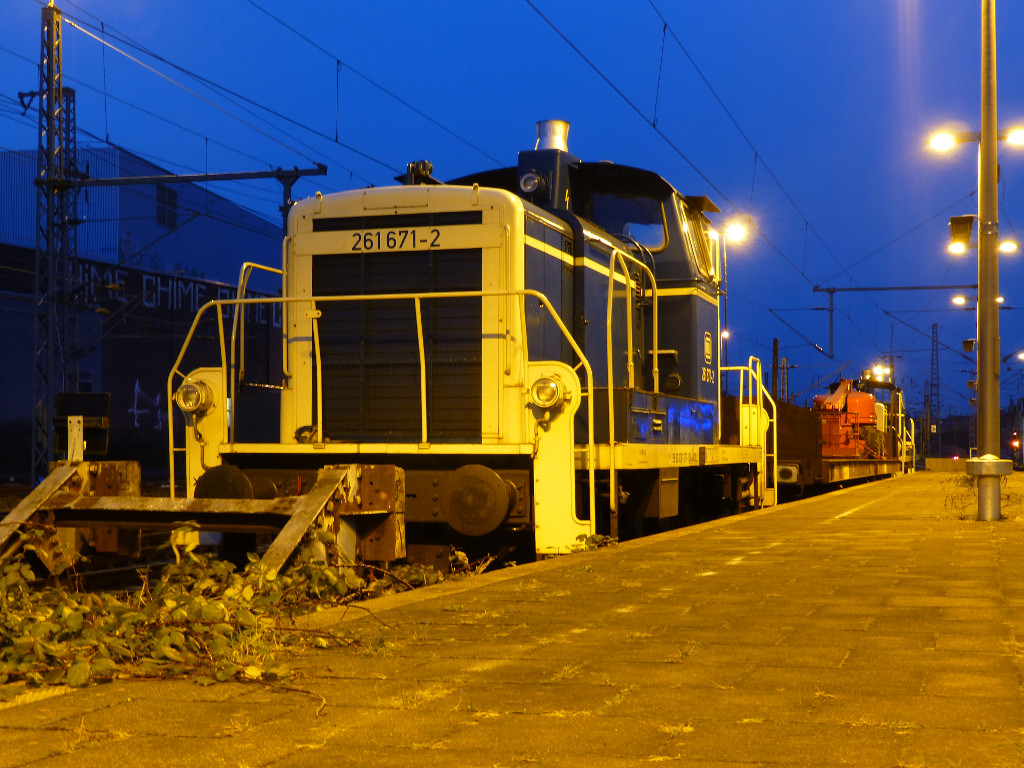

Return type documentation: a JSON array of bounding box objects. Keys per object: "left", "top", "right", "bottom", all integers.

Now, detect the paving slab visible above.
[{"left": 4, "top": 471, "right": 1024, "bottom": 766}]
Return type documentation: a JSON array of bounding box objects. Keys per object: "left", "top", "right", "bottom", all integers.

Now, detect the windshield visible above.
[
  {"left": 677, "top": 196, "right": 717, "bottom": 281},
  {"left": 589, "top": 192, "right": 666, "bottom": 250}
]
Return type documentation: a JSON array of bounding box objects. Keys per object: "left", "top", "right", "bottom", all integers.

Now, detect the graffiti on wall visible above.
[
  {"left": 75, "top": 260, "right": 282, "bottom": 328},
  {"left": 128, "top": 379, "right": 165, "bottom": 432}
]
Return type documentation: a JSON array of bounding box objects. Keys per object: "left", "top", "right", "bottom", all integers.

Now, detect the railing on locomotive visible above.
[
  {"left": 721, "top": 357, "right": 779, "bottom": 506},
  {"left": 604, "top": 247, "right": 660, "bottom": 515},
  {"left": 165, "top": 289, "right": 597, "bottom": 527}
]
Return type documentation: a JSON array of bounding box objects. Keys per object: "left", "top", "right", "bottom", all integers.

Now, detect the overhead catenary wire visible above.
[
  {"left": 62, "top": 16, "right": 327, "bottom": 169},
  {"left": 52, "top": 5, "right": 391, "bottom": 184},
  {"left": 241, "top": 0, "right": 503, "bottom": 168}
]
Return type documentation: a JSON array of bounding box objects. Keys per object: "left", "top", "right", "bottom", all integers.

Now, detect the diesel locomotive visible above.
[{"left": 165, "top": 120, "right": 776, "bottom": 566}]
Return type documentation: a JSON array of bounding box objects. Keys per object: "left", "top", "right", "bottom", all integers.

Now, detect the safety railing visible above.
[
  {"left": 901, "top": 416, "right": 917, "bottom": 473},
  {"left": 229, "top": 261, "right": 284, "bottom": 424},
  {"left": 722, "top": 356, "right": 778, "bottom": 506},
  {"left": 166, "top": 289, "right": 597, "bottom": 528},
  {"left": 605, "top": 248, "right": 659, "bottom": 513}
]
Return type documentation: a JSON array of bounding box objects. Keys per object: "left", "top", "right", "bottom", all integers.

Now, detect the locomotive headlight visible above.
[
  {"left": 530, "top": 377, "right": 565, "bottom": 409},
  {"left": 174, "top": 380, "right": 213, "bottom": 414},
  {"left": 519, "top": 171, "right": 546, "bottom": 196}
]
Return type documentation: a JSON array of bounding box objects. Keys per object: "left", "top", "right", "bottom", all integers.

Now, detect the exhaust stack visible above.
[{"left": 535, "top": 120, "right": 570, "bottom": 152}]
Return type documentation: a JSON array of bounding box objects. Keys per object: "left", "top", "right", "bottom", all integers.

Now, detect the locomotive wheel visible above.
[
  {"left": 193, "top": 464, "right": 258, "bottom": 567},
  {"left": 194, "top": 464, "right": 254, "bottom": 500},
  {"left": 440, "top": 465, "right": 515, "bottom": 537}
]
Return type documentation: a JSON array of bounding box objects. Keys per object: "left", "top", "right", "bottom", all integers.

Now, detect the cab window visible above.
[
  {"left": 677, "top": 195, "right": 717, "bottom": 281},
  {"left": 590, "top": 192, "right": 667, "bottom": 251}
]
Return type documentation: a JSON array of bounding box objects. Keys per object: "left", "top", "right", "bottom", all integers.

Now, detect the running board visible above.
[{"left": 0, "top": 462, "right": 406, "bottom": 575}]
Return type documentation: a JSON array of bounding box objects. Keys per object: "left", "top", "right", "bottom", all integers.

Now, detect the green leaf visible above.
[
  {"left": 66, "top": 662, "right": 91, "bottom": 687},
  {"left": 214, "top": 664, "right": 239, "bottom": 682},
  {"left": 159, "top": 646, "right": 184, "bottom": 663},
  {"left": 262, "top": 663, "right": 289, "bottom": 681},
  {"left": 64, "top": 611, "right": 84, "bottom": 634},
  {"left": 200, "top": 603, "right": 225, "bottom": 623},
  {"left": 241, "top": 665, "right": 262, "bottom": 680},
  {"left": 91, "top": 658, "right": 117, "bottom": 680}
]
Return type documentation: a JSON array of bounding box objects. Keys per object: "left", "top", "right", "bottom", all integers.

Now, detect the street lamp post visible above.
[
  {"left": 928, "top": 2, "right": 1015, "bottom": 517},
  {"left": 971, "top": 0, "right": 1011, "bottom": 520}
]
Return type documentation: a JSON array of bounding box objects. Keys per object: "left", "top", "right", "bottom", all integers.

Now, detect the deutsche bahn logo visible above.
[{"left": 704, "top": 332, "right": 713, "bottom": 365}]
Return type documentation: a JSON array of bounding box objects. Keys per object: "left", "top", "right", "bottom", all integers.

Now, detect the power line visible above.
[
  {"left": 57, "top": 5, "right": 398, "bottom": 179},
  {"left": 241, "top": 0, "right": 503, "bottom": 168},
  {"left": 62, "top": 16, "right": 327, "bottom": 168}
]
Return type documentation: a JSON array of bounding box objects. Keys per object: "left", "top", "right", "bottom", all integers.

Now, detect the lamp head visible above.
[{"left": 948, "top": 215, "right": 976, "bottom": 251}]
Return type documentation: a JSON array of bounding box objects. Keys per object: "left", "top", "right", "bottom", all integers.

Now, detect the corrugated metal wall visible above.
[
  {"left": 0, "top": 147, "right": 120, "bottom": 262},
  {"left": 0, "top": 150, "right": 36, "bottom": 250},
  {"left": 76, "top": 147, "right": 120, "bottom": 263}
]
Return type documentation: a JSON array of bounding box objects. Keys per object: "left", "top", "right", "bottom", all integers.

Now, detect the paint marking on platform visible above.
[
  {"left": 727, "top": 556, "right": 745, "bottom": 566},
  {"left": 0, "top": 685, "right": 72, "bottom": 710},
  {"left": 823, "top": 502, "right": 871, "bottom": 524}
]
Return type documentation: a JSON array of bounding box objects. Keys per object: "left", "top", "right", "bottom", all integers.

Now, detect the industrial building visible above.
[{"left": 0, "top": 145, "right": 281, "bottom": 481}]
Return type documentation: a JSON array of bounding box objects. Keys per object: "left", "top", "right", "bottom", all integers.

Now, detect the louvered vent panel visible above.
[{"left": 312, "top": 249, "right": 482, "bottom": 442}]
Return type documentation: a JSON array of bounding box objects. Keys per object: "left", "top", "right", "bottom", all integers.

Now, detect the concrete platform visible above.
[{"left": 3, "top": 470, "right": 1024, "bottom": 767}]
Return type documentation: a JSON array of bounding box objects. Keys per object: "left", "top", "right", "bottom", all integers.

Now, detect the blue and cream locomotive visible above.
[{"left": 172, "top": 121, "right": 775, "bottom": 565}]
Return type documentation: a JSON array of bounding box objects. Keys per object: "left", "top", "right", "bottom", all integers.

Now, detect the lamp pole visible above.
[{"left": 971, "top": 0, "right": 1010, "bottom": 519}]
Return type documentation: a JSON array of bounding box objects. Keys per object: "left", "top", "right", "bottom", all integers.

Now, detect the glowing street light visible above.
[
  {"left": 724, "top": 220, "right": 748, "bottom": 244},
  {"left": 952, "top": 294, "right": 1005, "bottom": 307},
  {"left": 927, "top": 126, "right": 1024, "bottom": 153},
  {"left": 945, "top": 213, "right": 1018, "bottom": 254},
  {"left": 868, "top": 363, "right": 892, "bottom": 381},
  {"left": 928, "top": 131, "right": 960, "bottom": 152}
]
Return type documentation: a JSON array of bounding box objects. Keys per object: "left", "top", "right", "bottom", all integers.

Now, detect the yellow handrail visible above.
[
  {"left": 604, "top": 248, "right": 659, "bottom": 514},
  {"left": 166, "top": 289, "right": 596, "bottom": 525},
  {"left": 722, "top": 357, "right": 778, "bottom": 506}
]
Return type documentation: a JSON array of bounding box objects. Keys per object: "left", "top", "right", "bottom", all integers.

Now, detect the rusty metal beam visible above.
[{"left": 1, "top": 461, "right": 406, "bottom": 573}]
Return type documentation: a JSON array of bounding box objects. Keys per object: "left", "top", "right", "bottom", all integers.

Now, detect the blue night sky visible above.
[{"left": 3, "top": 0, "right": 1024, "bottom": 417}]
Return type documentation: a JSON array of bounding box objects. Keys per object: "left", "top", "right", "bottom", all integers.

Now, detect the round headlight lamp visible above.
[
  {"left": 174, "top": 381, "right": 213, "bottom": 414},
  {"left": 519, "top": 171, "right": 545, "bottom": 196},
  {"left": 530, "top": 377, "right": 565, "bottom": 409}
]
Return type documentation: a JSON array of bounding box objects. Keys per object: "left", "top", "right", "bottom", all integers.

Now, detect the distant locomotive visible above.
[
  {"left": 775, "top": 370, "right": 915, "bottom": 494},
  {"left": 169, "top": 120, "right": 776, "bottom": 565}
]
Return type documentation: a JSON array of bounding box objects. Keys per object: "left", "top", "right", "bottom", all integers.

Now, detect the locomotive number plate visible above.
[{"left": 348, "top": 228, "right": 441, "bottom": 252}]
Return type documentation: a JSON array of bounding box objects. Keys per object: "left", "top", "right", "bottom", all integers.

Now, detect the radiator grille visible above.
[{"left": 312, "top": 249, "right": 482, "bottom": 442}]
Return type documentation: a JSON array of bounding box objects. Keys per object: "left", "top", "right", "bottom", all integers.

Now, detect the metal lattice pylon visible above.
[
  {"left": 32, "top": 3, "right": 78, "bottom": 481},
  {"left": 929, "top": 323, "right": 940, "bottom": 456}
]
